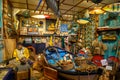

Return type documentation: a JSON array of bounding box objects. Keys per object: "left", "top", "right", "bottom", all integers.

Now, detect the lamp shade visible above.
[
  {"left": 89, "top": 7, "right": 104, "bottom": 14},
  {"left": 31, "top": 15, "right": 50, "bottom": 19},
  {"left": 91, "top": 0, "right": 103, "bottom": 4},
  {"left": 77, "top": 18, "right": 90, "bottom": 24}
]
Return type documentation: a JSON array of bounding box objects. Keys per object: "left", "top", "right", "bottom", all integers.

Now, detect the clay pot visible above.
[
  {"left": 3, "top": 19, "right": 7, "bottom": 25},
  {"left": 3, "top": 8, "right": 8, "bottom": 13},
  {"left": 3, "top": 14, "right": 8, "bottom": 19},
  {"left": 3, "top": 4, "right": 7, "bottom": 8}
]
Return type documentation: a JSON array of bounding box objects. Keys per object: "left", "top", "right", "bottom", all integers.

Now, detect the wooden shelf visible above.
[
  {"left": 97, "top": 27, "right": 120, "bottom": 32},
  {"left": 20, "top": 35, "right": 68, "bottom": 37}
]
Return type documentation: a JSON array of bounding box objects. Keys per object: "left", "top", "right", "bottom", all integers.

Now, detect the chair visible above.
[
  {"left": 27, "top": 46, "right": 36, "bottom": 60},
  {"left": 17, "top": 71, "right": 29, "bottom": 80}
]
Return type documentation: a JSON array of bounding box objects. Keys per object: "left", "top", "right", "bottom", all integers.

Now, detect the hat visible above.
[{"left": 17, "top": 42, "right": 23, "bottom": 46}]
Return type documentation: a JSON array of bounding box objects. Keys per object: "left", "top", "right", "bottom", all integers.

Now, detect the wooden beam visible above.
[
  {"left": 63, "top": 0, "right": 83, "bottom": 14},
  {"left": 26, "top": 0, "right": 29, "bottom": 9},
  {"left": 62, "top": 3, "right": 87, "bottom": 8},
  {"left": 10, "top": 1, "right": 78, "bottom": 13},
  {"left": 60, "top": 8, "right": 78, "bottom": 12},
  {"left": 77, "top": 3, "right": 95, "bottom": 14},
  {"left": 60, "top": 0, "right": 66, "bottom": 3},
  {"left": 9, "top": 1, "right": 37, "bottom": 6},
  {"left": 13, "top": 7, "right": 74, "bottom": 15}
]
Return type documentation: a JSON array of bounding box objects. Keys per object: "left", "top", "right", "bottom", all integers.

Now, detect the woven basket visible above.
[
  {"left": 60, "top": 62, "right": 74, "bottom": 70},
  {"left": 74, "top": 57, "right": 82, "bottom": 66}
]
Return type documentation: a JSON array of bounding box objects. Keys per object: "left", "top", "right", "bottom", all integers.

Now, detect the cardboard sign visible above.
[
  {"left": 106, "top": 66, "right": 112, "bottom": 70},
  {"left": 101, "top": 59, "right": 108, "bottom": 66}
]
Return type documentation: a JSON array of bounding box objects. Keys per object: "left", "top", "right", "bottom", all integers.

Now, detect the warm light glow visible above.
[
  {"left": 89, "top": 7, "right": 104, "bottom": 14},
  {"left": 32, "top": 14, "right": 50, "bottom": 18},
  {"left": 38, "top": 55, "right": 41, "bottom": 59}
]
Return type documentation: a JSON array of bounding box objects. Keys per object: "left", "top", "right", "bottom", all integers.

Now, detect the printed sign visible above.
[
  {"left": 106, "top": 66, "right": 112, "bottom": 70},
  {"left": 101, "top": 59, "right": 108, "bottom": 66},
  {"left": 60, "top": 24, "right": 68, "bottom": 32}
]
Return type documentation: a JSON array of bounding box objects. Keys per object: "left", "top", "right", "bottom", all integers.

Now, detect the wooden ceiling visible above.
[{"left": 9, "top": 0, "right": 120, "bottom": 16}]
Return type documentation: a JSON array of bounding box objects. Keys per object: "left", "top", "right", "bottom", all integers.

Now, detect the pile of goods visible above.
[
  {"left": 75, "top": 64, "right": 97, "bottom": 72},
  {"left": 99, "top": 31, "right": 117, "bottom": 41},
  {"left": 75, "top": 56, "right": 97, "bottom": 72},
  {"left": 57, "top": 60, "right": 74, "bottom": 70}
]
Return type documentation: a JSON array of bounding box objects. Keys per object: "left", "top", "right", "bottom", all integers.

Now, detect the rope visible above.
[
  {"left": 35, "top": 0, "right": 42, "bottom": 11},
  {"left": 39, "top": 0, "right": 46, "bottom": 13}
]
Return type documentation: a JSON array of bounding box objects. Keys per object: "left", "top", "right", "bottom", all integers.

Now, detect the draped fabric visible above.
[{"left": 4, "top": 39, "right": 16, "bottom": 60}]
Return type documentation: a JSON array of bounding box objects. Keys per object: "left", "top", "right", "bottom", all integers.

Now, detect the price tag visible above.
[
  {"left": 106, "top": 66, "right": 112, "bottom": 70},
  {"left": 101, "top": 59, "right": 108, "bottom": 66}
]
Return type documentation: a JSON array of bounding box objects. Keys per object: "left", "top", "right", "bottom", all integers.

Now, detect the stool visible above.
[{"left": 17, "top": 71, "right": 29, "bottom": 80}]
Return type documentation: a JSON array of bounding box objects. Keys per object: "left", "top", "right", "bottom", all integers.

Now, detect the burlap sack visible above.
[
  {"left": 102, "top": 44, "right": 107, "bottom": 51},
  {"left": 92, "top": 39, "right": 100, "bottom": 47},
  {"left": 93, "top": 47, "right": 101, "bottom": 54}
]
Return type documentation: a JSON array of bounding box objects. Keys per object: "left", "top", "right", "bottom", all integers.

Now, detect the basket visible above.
[
  {"left": 75, "top": 56, "right": 85, "bottom": 66},
  {"left": 60, "top": 62, "right": 74, "bottom": 70},
  {"left": 74, "top": 57, "right": 83, "bottom": 66}
]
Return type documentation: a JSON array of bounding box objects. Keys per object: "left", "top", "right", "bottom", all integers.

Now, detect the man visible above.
[
  {"left": 16, "top": 57, "right": 31, "bottom": 80},
  {"left": 16, "top": 57, "right": 30, "bottom": 71},
  {"left": 13, "top": 42, "right": 30, "bottom": 61}
]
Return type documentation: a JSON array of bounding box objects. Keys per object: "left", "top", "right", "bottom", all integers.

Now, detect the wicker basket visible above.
[
  {"left": 74, "top": 57, "right": 82, "bottom": 66},
  {"left": 60, "top": 62, "right": 74, "bottom": 70}
]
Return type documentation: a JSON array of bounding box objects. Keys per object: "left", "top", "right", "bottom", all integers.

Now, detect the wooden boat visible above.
[{"left": 44, "top": 46, "right": 98, "bottom": 80}]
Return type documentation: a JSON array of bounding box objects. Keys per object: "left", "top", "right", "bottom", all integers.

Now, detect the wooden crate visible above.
[
  {"left": 44, "top": 66, "right": 58, "bottom": 80},
  {"left": 17, "top": 71, "right": 29, "bottom": 80}
]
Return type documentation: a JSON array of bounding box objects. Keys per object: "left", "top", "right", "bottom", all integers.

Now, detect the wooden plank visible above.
[
  {"left": 44, "top": 66, "right": 58, "bottom": 80},
  {"left": 63, "top": 0, "right": 84, "bottom": 14}
]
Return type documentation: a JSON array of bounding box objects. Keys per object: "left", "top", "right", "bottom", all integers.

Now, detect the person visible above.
[
  {"left": 16, "top": 57, "right": 30, "bottom": 72},
  {"left": 15, "top": 57, "right": 31, "bottom": 80},
  {"left": 13, "top": 42, "right": 30, "bottom": 61}
]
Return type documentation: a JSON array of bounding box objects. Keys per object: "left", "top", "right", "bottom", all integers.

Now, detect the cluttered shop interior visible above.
[{"left": 0, "top": 0, "right": 120, "bottom": 80}]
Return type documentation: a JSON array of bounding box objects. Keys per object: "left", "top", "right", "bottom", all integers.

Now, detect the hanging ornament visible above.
[
  {"left": 103, "top": 3, "right": 120, "bottom": 13},
  {"left": 22, "top": 10, "right": 30, "bottom": 18},
  {"left": 77, "top": 9, "right": 91, "bottom": 24},
  {"left": 68, "top": 29, "right": 76, "bottom": 35},
  {"left": 49, "top": 36, "right": 53, "bottom": 46},
  {"left": 61, "top": 37, "right": 65, "bottom": 49},
  {"left": 91, "top": 0, "right": 103, "bottom": 4},
  {"left": 85, "top": 9, "right": 90, "bottom": 18}
]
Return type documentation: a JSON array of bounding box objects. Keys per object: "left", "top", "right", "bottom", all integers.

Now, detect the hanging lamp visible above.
[
  {"left": 77, "top": 18, "right": 91, "bottom": 24},
  {"left": 89, "top": 7, "right": 104, "bottom": 14},
  {"left": 91, "top": 0, "right": 103, "bottom": 4},
  {"left": 22, "top": 0, "right": 30, "bottom": 18},
  {"left": 77, "top": 10, "right": 91, "bottom": 24}
]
